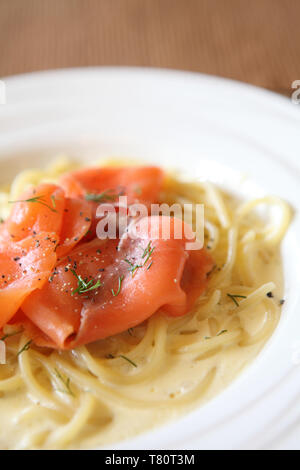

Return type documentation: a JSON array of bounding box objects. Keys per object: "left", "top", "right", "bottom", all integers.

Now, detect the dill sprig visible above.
[
  {"left": 142, "top": 241, "right": 155, "bottom": 266},
  {"left": 54, "top": 368, "right": 75, "bottom": 397},
  {"left": 106, "top": 353, "right": 137, "bottom": 368},
  {"left": 17, "top": 340, "right": 32, "bottom": 356},
  {"left": 227, "top": 293, "right": 247, "bottom": 307},
  {"left": 147, "top": 261, "right": 153, "bottom": 270},
  {"left": 70, "top": 268, "right": 102, "bottom": 296},
  {"left": 119, "top": 355, "right": 138, "bottom": 368},
  {"left": 205, "top": 329, "right": 228, "bottom": 340},
  {"left": 1, "top": 330, "right": 23, "bottom": 341},
  {"left": 124, "top": 242, "right": 155, "bottom": 276},
  {"left": 124, "top": 258, "right": 142, "bottom": 276},
  {"left": 85, "top": 190, "right": 119, "bottom": 203},
  {"left": 9, "top": 195, "right": 58, "bottom": 213},
  {"left": 134, "top": 186, "right": 142, "bottom": 195},
  {"left": 216, "top": 329, "right": 228, "bottom": 336},
  {"left": 112, "top": 275, "right": 124, "bottom": 297}
]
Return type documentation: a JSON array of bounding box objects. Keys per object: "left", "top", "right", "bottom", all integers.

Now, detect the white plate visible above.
[{"left": 0, "top": 67, "right": 300, "bottom": 450}]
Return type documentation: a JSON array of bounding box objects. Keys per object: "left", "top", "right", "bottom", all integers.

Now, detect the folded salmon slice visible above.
[
  {"left": 0, "top": 182, "right": 91, "bottom": 258},
  {"left": 0, "top": 182, "right": 93, "bottom": 331},
  {"left": 60, "top": 166, "right": 164, "bottom": 203},
  {"left": 0, "top": 184, "right": 65, "bottom": 242},
  {"left": 60, "top": 166, "right": 164, "bottom": 240},
  {"left": 22, "top": 216, "right": 213, "bottom": 349},
  {"left": 56, "top": 197, "right": 92, "bottom": 259},
  {"left": 0, "top": 233, "right": 58, "bottom": 328}
]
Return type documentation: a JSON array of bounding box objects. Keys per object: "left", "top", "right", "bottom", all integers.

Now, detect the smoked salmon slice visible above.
[
  {"left": 0, "top": 184, "right": 65, "bottom": 243},
  {"left": 59, "top": 166, "right": 164, "bottom": 204},
  {"left": 0, "top": 182, "right": 92, "bottom": 258},
  {"left": 0, "top": 233, "right": 58, "bottom": 328},
  {"left": 60, "top": 166, "right": 164, "bottom": 240},
  {"left": 56, "top": 197, "right": 92, "bottom": 259},
  {"left": 21, "top": 216, "right": 213, "bottom": 349},
  {"left": 0, "top": 182, "right": 93, "bottom": 330}
]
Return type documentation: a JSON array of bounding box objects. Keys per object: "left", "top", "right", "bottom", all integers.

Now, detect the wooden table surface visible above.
[{"left": 0, "top": 0, "right": 299, "bottom": 96}]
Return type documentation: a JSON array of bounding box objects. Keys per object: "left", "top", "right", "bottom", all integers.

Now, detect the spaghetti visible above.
[{"left": 0, "top": 157, "right": 291, "bottom": 449}]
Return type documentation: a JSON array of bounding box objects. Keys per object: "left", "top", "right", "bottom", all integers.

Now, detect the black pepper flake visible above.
[
  {"left": 279, "top": 299, "right": 285, "bottom": 305},
  {"left": 267, "top": 292, "right": 274, "bottom": 298},
  {"left": 85, "top": 217, "right": 91, "bottom": 222},
  {"left": 96, "top": 250, "right": 101, "bottom": 254},
  {"left": 64, "top": 209, "right": 69, "bottom": 213},
  {"left": 13, "top": 257, "right": 21, "bottom": 262},
  {"left": 74, "top": 237, "right": 78, "bottom": 241}
]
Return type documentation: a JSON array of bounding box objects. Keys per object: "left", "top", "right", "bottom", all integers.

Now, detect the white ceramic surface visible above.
[{"left": 0, "top": 67, "right": 299, "bottom": 450}]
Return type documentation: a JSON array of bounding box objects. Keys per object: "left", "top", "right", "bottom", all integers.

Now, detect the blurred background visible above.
[{"left": 0, "top": 0, "right": 299, "bottom": 96}]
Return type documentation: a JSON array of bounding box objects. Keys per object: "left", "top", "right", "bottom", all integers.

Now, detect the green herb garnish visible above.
[
  {"left": 9, "top": 195, "right": 58, "bottom": 213},
  {"left": 134, "top": 186, "right": 142, "bottom": 195},
  {"left": 124, "top": 242, "right": 155, "bottom": 276},
  {"left": 54, "top": 368, "right": 75, "bottom": 397},
  {"left": 106, "top": 353, "right": 137, "bottom": 368},
  {"left": 216, "top": 329, "right": 228, "bottom": 336},
  {"left": 71, "top": 269, "right": 102, "bottom": 296},
  {"left": 142, "top": 241, "right": 155, "bottom": 265},
  {"left": 1, "top": 330, "right": 23, "bottom": 341},
  {"left": 124, "top": 259, "right": 142, "bottom": 276},
  {"left": 17, "top": 340, "right": 32, "bottom": 356},
  {"left": 227, "top": 293, "right": 247, "bottom": 307},
  {"left": 119, "top": 355, "right": 137, "bottom": 368},
  {"left": 147, "top": 261, "right": 153, "bottom": 270},
  {"left": 205, "top": 330, "right": 228, "bottom": 340},
  {"left": 85, "top": 190, "right": 119, "bottom": 203},
  {"left": 112, "top": 275, "right": 124, "bottom": 297}
]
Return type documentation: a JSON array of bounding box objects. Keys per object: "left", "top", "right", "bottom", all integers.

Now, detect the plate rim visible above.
[{"left": 0, "top": 67, "right": 300, "bottom": 450}]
